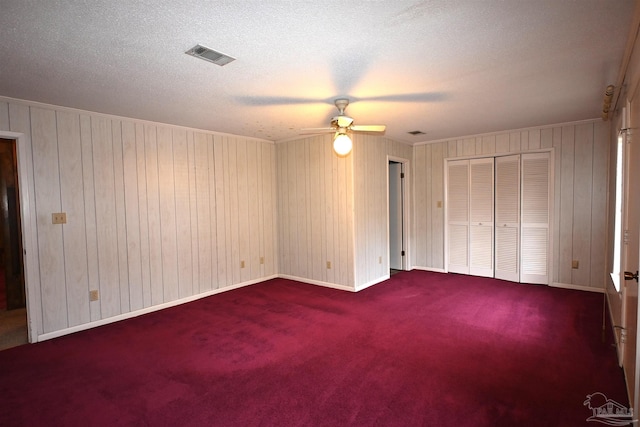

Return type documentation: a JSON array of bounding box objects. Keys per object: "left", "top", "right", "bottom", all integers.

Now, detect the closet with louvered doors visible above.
[{"left": 446, "top": 152, "right": 551, "bottom": 284}]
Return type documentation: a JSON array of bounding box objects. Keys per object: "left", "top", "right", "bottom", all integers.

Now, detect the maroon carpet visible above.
[{"left": 0, "top": 271, "right": 628, "bottom": 426}]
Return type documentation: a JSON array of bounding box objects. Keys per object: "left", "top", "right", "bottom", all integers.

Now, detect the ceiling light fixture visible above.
[{"left": 333, "top": 132, "right": 352, "bottom": 157}]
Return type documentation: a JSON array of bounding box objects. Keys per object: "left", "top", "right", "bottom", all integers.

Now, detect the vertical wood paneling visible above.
[
  {"left": 541, "top": 128, "right": 553, "bottom": 149},
  {"left": 325, "top": 139, "right": 335, "bottom": 284},
  {"left": 447, "top": 140, "right": 457, "bottom": 157},
  {"left": 144, "top": 125, "right": 163, "bottom": 305},
  {"left": 135, "top": 123, "right": 151, "bottom": 308},
  {"left": 247, "top": 140, "right": 260, "bottom": 279},
  {"left": 277, "top": 143, "right": 289, "bottom": 275},
  {"left": 521, "top": 131, "right": 529, "bottom": 151},
  {"left": 277, "top": 133, "right": 356, "bottom": 287},
  {"left": 80, "top": 115, "right": 101, "bottom": 321},
  {"left": 157, "top": 127, "right": 178, "bottom": 301},
  {"left": 414, "top": 146, "right": 427, "bottom": 267},
  {"left": 286, "top": 142, "right": 297, "bottom": 276},
  {"left": 5, "top": 98, "right": 279, "bottom": 338},
  {"left": 481, "top": 135, "right": 496, "bottom": 155},
  {"left": 462, "top": 138, "right": 475, "bottom": 156},
  {"left": 213, "top": 135, "right": 227, "bottom": 287},
  {"left": 510, "top": 132, "right": 521, "bottom": 152},
  {"left": 207, "top": 135, "right": 219, "bottom": 288},
  {"left": 31, "top": 107, "right": 67, "bottom": 332},
  {"left": 260, "top": 144, "right": 270, "bottom": 275},
  {"left": 228, "top": 138, "right": 240, "bottom": 285},
  {"left": 56, "top": 111, "right": 90, "bottom": 327},
  {"left": 558, "top": 126, "right": 575, "bottom": 284},
  {"left": 571, "top": 124, "right": 593, "bottom": 286},
  {"left": 187, "top": 131, "right": 199, "bottom": 295},
  {"left": 112, "top": 121, "right": 130, "bottom": 313},
  {"left": 496, "top": 134, "right": 509, "bottom": 153},
  {"left": 236, "top": 138, "right": 250, "bottom": 282},
  {"left": 296, "top": 141, "right": 309, "bottom": 278},
  {"left": 223, "top": 138, "right": 234, "bottom": 283},
  {"left": 172, "top": 129, "right": 193, "bottom": 299},
  {"left": 121, "top": 121, "right": 143, "bottom": 311},
  {"left": 529, "top": 129, "right": 541, "bottom": 150},
  {"left": 431, "top": 143, "right": 445, "bottom": 269},
  {"left": 337, "top": 148, "right": 348, "bottom": 285},
  {"left": 425, "top": 144, "right": 433, "bottom": 266},
  {"left": 194, "top": 132, "right": 211, "bottom": 292},
  {"left": 92, "top": 117, "right": 121, "bottom": 318},
  {"left": 310, "top": 137, "right": 323, "bottom": 280},
  {"left": 551, "top": 127, "right": 562, "bottom": 283}
]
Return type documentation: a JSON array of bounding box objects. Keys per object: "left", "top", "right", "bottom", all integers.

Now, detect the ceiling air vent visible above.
[
  {"left": 185, "top": 44, "right": 235, "bottom": 66},
  {"left": 408, "top": 130, "right": 426, "bottom": 135}
]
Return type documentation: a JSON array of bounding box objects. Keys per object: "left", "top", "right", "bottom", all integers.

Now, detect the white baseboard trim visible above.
[
  {"left": 355, "top": 275, "right": 390, "bottom": 292},
  {"left": 412, "top": 266, "right": 447, "bottom": 273},
  {"left": 277, "top": 274, "right": 356, "bottom": 292},
  {"left": 550, "top": 281, "right": 605, "bottom": 293},
  {"left": 36, "top": 275, "right": 278, "bottom": 342}
]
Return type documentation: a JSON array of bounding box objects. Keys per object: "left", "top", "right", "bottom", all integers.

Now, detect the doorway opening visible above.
[
  {"left": 389, "top": 159, "right": 407, "bottom": 274},
  {"left": 0, "top": 138, "right": 27, "bottom": 351}
]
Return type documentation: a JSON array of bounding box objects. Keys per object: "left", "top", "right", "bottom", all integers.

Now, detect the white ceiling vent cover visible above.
[{"left": 185, "top": 44, "right": 235, "bottom": 66}]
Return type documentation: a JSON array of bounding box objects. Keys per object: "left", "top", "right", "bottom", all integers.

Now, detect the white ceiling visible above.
[{"left": 0, "top": 1, "right": 636, "bottom": 143}]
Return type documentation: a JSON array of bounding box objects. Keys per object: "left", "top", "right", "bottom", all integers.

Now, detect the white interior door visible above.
[
  {"left": 469, "top": 158, "right": 494, "bottom": 277},
  {"left": 495, "top": 155, "right": 520, "bottom": 282},
  {"left": 389, "top": 161, "right": 403, "bottom": 270},
  {"left": 447, "top": 160, "right": 469, "bottom": 274}
]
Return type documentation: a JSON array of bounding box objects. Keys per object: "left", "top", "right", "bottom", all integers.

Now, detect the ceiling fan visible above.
[{"left": 301, "top": 98, "right": 386, "bottom": 156}]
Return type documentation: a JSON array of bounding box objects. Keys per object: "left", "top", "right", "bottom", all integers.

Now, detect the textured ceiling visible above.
[{"left": 0, "top": 0, "right": 636, "bottom": 143}]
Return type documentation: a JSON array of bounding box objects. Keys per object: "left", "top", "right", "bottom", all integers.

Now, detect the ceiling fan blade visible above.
[
  {"left": 236, "top": 96, "right": 331, "bottom": 106},
  {"left": 300, "top": 127, "right": 336, "bottom": 134},
  {"left": 351, "top": 125, "right": 386, "bottom": 133},
  {"left": 354, "top": 92, "right": 447, "bottom": 103}
]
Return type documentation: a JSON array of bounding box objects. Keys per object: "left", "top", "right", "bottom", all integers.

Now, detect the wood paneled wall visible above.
[
  {"left": 276, "top": 134, "right": 412, "bottom": 290},
  {"left": 276, "top": 135, "right": 354, "bottom": 288},
  {"left": 353, "top": 135, "right": 412, "bottom": 289},
  {"left": 0, "top": 98, "right": 277, "bottom": 338},
  {"left": 413, "top": 120, "right": 610, "bottom": 290}
]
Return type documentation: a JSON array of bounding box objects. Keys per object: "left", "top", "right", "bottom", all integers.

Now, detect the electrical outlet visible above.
[
  {"left": 437, "top": 201, "right": 442, "bottom": 208},
  {"left": 52, "top": 212, "right": 67, "bottom": 224},
  {"left": 89, "top": 290, "right": 99, "bottom": 301},
  {"left": 571, "top": 260, "right": 579, "bottom": 269},
  {"left": 260, "top": 257, "right": 264, "bottom": 265},
  {"left": 240, "top": 260, "right": 245, "bottom": 268},
  {"left": 378, "top": 256, "right": 382, "bottom": 264},
  {"left": 326, "top": 261, "right": 331, "bottom": 269}
]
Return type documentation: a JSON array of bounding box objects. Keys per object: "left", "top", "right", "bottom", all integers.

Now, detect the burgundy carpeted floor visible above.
[{"left": 0, "top": 271, "right": 628, "bottom": 426}]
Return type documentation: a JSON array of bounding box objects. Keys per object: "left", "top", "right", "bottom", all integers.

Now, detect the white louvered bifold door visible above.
[
  {"left": 447, "top": 160, "right": 469, "bottom": 274},
  {"left": 520, "top": 152, "right": 550, "bottom": 284},
  {"left": 469, "top": 158, "right": 494, "bottom": 277},
  {"left": 494, "top": 155, "right": 520, "bottom": 282}
]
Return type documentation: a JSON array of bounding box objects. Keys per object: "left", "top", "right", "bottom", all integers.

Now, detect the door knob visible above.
[{"left": 624, "top": 271, "right": 639, "bottom": 283}]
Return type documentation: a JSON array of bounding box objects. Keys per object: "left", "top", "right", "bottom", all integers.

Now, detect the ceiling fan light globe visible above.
[{"left": 333, "top": 133, "right": 352, "bottom": 157}]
